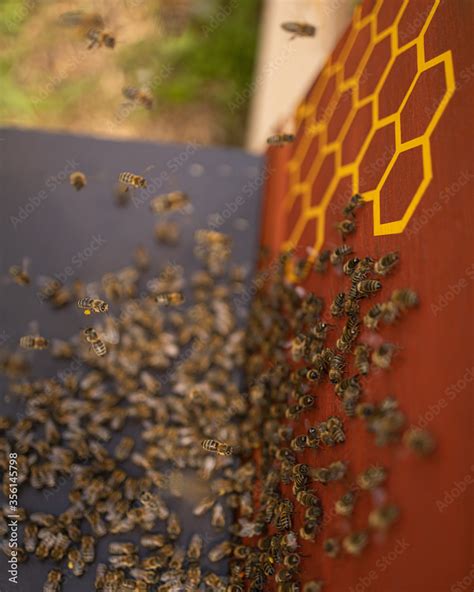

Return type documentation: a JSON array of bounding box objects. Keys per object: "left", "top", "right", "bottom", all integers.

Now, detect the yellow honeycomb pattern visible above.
[{"left": 282, "top": 0, "right": 455, "bottom": 257}]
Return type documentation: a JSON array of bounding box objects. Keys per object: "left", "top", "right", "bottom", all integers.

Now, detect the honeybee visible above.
[
  {"left": 150, "top": 191, "right": 190, "bottom": 213},
  {"left": 368, "top": 505, "right": 399, "bottom": 530},
  {"left": 374, "top": 252, "right": 399, "bottom": 276},
  {"left": 281, "top": 22, "right": 316, "bottom": 38},
  {"left": 19, "top": 335, "right": 49, "bottom": 350},
  {"left": 330, "top": 292, "right": 345, "bottom": 317},
  {"left": 118, "top": 172, "right": 147, "bottom": 189},
  {"left": 371, "top": 343, "right": 397, "bottom": 369},
  {"left": 391, "top": 288, "right": 419, "bottom": 310},
  {"left": 267, "top": 133, "right": 295, "bottom": 146},
  {"left": 357, "top": 466, "right": 387, "bottom": 490},
  {"left": 211, "top": 502, "right": 226, "bottom": 529},
  {"left": 77, "top": 297, "right": 109, "bottom": 314},
  {"left": 187, "top": 533, "right": 203, "bottom": 561},
  {"left": 43, "top": 568, "right": 63, "bottom": 592},
  {"left": 208, "top": 540, "right": 233, "bottom": 562},
  {"left": 335, "top": 491, "right": 355, "bottom": 517},
  {"left": 109, "top": 542, "right": 136, "bottom": 555},
  {"left": 80, "top": 535, "right": 95, "bottom": 563},
  {"left": 154, "top": 220, "right": 181, "bottom": 245},
  {"left": 302, "top": 581, "right": 324, "bottom": 592},
  {"left": 328, "top": 353, "right": 345, "bottom": 383},
  {"left": 167, "top": 512, "right": 181, "bottom": 539},
  {"left": 67, "top": 548, "right": 86, "bottom": 576},
  {"left": 330, "top": 244, "right": 352, "bottom": 266},
  {"left": 8, "top": 258, "right": 30, "bottom": 285},
  {"left": 354, "top": 344, "right": 370, "bottom": 375},
  {"left": 313, "top": 249, "right": 330, "bottom": 273},
  {"left": 122, "top": 86, "right": 153, "bottom": 109},
  {"left": 342, "top": 257, "right": 360, "bottom": 276},
  {"left": 155, "top": 291, "right": 185, "bottom": 306},
  {"left": 69, "top": 171, "right": 86, "bottom": 190},
  {"left": 363, "top": 303, "right": 383, "bottom": 330},
  {"left": 357, "top": 280, "right": 382, "bottom": 296},
  {"left": 343, "top": 192, "right": 365, "bottom": 217},
  {"left": 195, "top": 229, "right": 231, "bottom": 246},
  {"left": 336, "top": 218, "right": 356, "bottom": 238},
  {"left": 83, "top": 327, "right": 107, "bottom": 356},
  {"left": 403, "top": 427, "right": 435, "bottom": 456},
  {"left": 87, "top": 28, "right": 115, "bottom": 49},
  {"left": 114, "top": 436, "right": 135, "bottom": 461},
  {"left": 201, "top": 438, "right": 234, "bottom": 456},
  {"left": 342, "top": 531, "right": 368, "bottom": 556},
  {"left": 290, "top": 435, "right": 308, "bottom": 452},
  {"left": 323, "top": 538, "right": 340, "bottom": 558}
]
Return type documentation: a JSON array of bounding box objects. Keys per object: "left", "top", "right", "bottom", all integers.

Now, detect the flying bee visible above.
[
  {"left": 327, "top": 460, "right": 347, "bottom": 481},
  {"left": 374, "top": 252, "right": 399, "bottom": 275},
  {"left": 77, "top": 297, "right": 109, "bottom": 314},
  {"left": 330, "top": 292, "right": 345, "bottom": 317},
  {"left": 155, "top": 291, "right": 185, "bottom": 306},
  {"left": 342, "top": 531, "right": 368, "bottom": 556},
  {"left": 357, "top": 466, "right": 387, "bottom": 490},
  {"left": 336, "top": 218, "right": 356, "bottom": 238},
  {"left": 208, "top": 540, "right": 233, "bottom": 562},
  {"left": 281, "top": 21, "right": 316, "bottom": 38},
  {"left": 8, "top": 258, "right": 30, "bottom": 286},
  {"left": 167, "top": 512, "right": 181, "bottom": 539},
  {"left": 303, "top": 581, "right": 324, "bottom": 592},
  {"left": 118, "top": 172, "right": 147, "bottom": 189},
  {"left": 391, "top": 288, "right": 419, "bottom": 310},
  {"left": 363, "top": 303, "right": 383, "bottom": 329},
  {"left": 80, "top": 535, "right": 95, "bottom": 563},
  {"left": 150, "top": 191, "right": 190, "bottom": 214},
  {"left": 69, "top": 171, "right": 86, "bottom": 190},
  {"left": 371, "top": 343, "right": 397, "bottom": 369},
  {"left": 368, "top": 505, "right": 399, "bottom": 530},
  {"left": 155, "top": 220, "right": 180, "bottom": 245},
  {"left": 335, "top": 491, "right": 355, "bottom": 517},
  {"left": 354, "top": 344, "right": 370, "bottom": 375},
  {"left": 19, "top": 335, "right": 48, "bottom": 350},
  {"left": 403, "top": 427, "right": 435, "bottom": 456},
  {"left": 267, "top": 133, "right": 295, "bottom": 146},
  {"left": 357, "top": 280, "right": 382, "bottom": 296},
  {"left": 86, "top": 28, "right": 115, "bottom": 49},
  {"left": 201, "top": 438, "right": 234, "bottom": 456},
  {"left": 313, "top": 249, "right": 330, "bottom": 273},
  {"left": 330, "top": 244, "right": 352, "bottom": 266},
  {"left": 343, "top": 192, "right": 365, "bottom": 217},
  {"left": 323, "top": 537, "right": 340, "bottom": 558},
  {"left": 43, "top": 568, "right": 63, "bottom": 592},
  {"left": 67, "top": 548, "right": 85, "bottom": 577},
  {"left": 122, "top": 86, "right": 153, "bottom": 109},
  {"left": 83, "top": 327, "right": 107, "bottom": 356}
]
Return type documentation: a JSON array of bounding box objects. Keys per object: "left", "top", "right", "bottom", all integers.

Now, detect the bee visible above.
[
  {"left": 342, "top": 257, "right": 360, "bottom": 276},
  {"left": 262, "top": 553, "right": 276, "bottom": 576},
  {"left": 330, "top": 244, "right": 352, "bottom": 266},
  {"left": 155, "top": 291, "right": 185, "bottom": 306},
  {"left": 77, "top": 297, "right": 109, "bottom": 314},
  {"left": 154, "top": 220, "right": 181, "bottom": 246},
  {"left": 122, "top": 86, "right": 153, "bottom": 109},
  {"left": 330, "top": 293, "right": 345, "bottom": 317},
  {"left": 368, "top": 505, "right": 399, "bottom": 530},
  {"left": 133, "top": 245, "right": 150, "bottom": 272},
  {"left": 323, "top": 538, "right": 340, "bottom": 558},
  {"left": 403, "top": 427, "right": 435, "bottom": 456},
  {"left": 281, "top": 22, "right": 316, "bottom": 38},
  {"left": 328, "top": 354, "right": 345, "bottom": 383},
  {"left": 298, "top": 394, "right": 315, "bottom": 409},
  {"left": 43, "top": 569, "right": 63, "bottom": 592},
  {"left": 283, "top": 553, "right": 301, "bottom": 568},
  {"left": 267, "top": 133, "right": 296, "bottom": 146},
  {"left": 50, "top": 533, "right": 70, "bottom": 562},
  {"left": 187, "top": 534, "right": 203, "bottom": 561},
  {"left": 374, "top": 252, "right": 399, "bottom": 275},
  {"left": 357, "top": 280, "right": 382, "bottom": 296},
  {"left": 335, "top": 491, "right": 355, "bottom": 517},
  {"left": 276, "top": 500, "right": 293, "bottom": 531},
  {"left": 86, "top": 28, "right": 115, "bottom": 49},
  {"left": 24, "top": 522, "right": 38, "bottom": 553},
  {"left": 67, "top": 548, "right": 86, "bottom": 576},
  {"left": 167, "top": 512, "right": 181, "bottom": 539},
  {"left": 391, "top": 288, "right": 419, "bottom": 310},
  {"left": 140, "top": 533, "right": 166, "bottom": 549},
  {"left": 150, "top": 191, "right": 190, "bottom": 213},
  {"left": 109, "top": 542, "right": 136, "bottom": 556},
  {"left": 313, "top": 249, "right": 330, "bottom": 273},
  {"left": 290, "top": 435, "right": 308, "bottom": 452},
  {"left": 118, "top": 172, "right": 147, "bottom": 189},
  {"left": 302, "top": 582, "right": 324, "bottom": 592},
  {"left": 69, "top": 171, "right": 86, "bottom": 190},
  {"left": 371, "top": 343, "right": 397, "bottom": 369},
  {"left": 342, "top": 531, "right": 368, "bottom": 556},
  {"left": 354, "top": 344, "right": 370, "bottom": 375},
  {"left": 19, "top": 335, "right": 49, "bottom": 350},
  {"left": 343, "top": 192, "right": 365, "bottom": 217},
  {"left": 305, "top": 368, "right": 320, "bottom": 382},
  {"left": 327, "top": 460, "right": 347, "bottom": 481},
  {"left": 83, "top": 327, "right": 107, "bottom": 356},
  {"left": 363, "top": 303, "right": 384, "bottom": 329},
  {"left": 8, "top": 257, "right": 31, "bottom": 286},
  {"left": 208, "top": 540, "right": 233, "bottom": 562},
  {"left": 80, "top": 535, "right": 95, "bottom": 563},
  {"left": 201, "top": 439, "right": 234, "bottom": 456},
  {"left": 114, "top": 436, "right": 135, "bottom": 461},
  {"left": 211, "top": 502, "right": 226, "bottom": 529},
  {"left": 357, "top": 466, "right": 387, "bottom": 490},
  {"left": 336, "top": 218, "right": 356, "bottom": 238}
]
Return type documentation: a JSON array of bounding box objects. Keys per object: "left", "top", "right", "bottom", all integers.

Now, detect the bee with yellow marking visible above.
[
  {"left": 118, "top": 172, "right": 147, "bottom": 189},
  {"left": 150, "top": 191, "right": 190, "bottom": 213},
  {"left": 83, "top": 327, "right": 107, "bottom": 357},
  {"left": 201, "top": 438, "right": 234, "bottom": 456},
  {"left": 69, "top": 171, "right": 86, "bottom": 190},
  {"left": 19, "top": 335, "right": 48, "bottom": 350},
  {"left": 281, "top": 22, "right": 316, "bottom": 39},
  {"left": 155, "top": 291, "right": 185, "bottom": 306},
  {"left": 122, "top": 87, "right": 153, "bottom": 109},
  {"left": 77, "top": 297, "right": 109, "bottom": 314}
]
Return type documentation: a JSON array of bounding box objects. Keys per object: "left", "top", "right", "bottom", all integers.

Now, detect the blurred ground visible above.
[{"left": 0, "top": 0, "right": 260, "bottom": 146}]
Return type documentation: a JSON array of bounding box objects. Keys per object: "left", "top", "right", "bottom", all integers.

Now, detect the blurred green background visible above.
[{"left": 0, "top": 0, "right": 261, "bottom": 145}]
